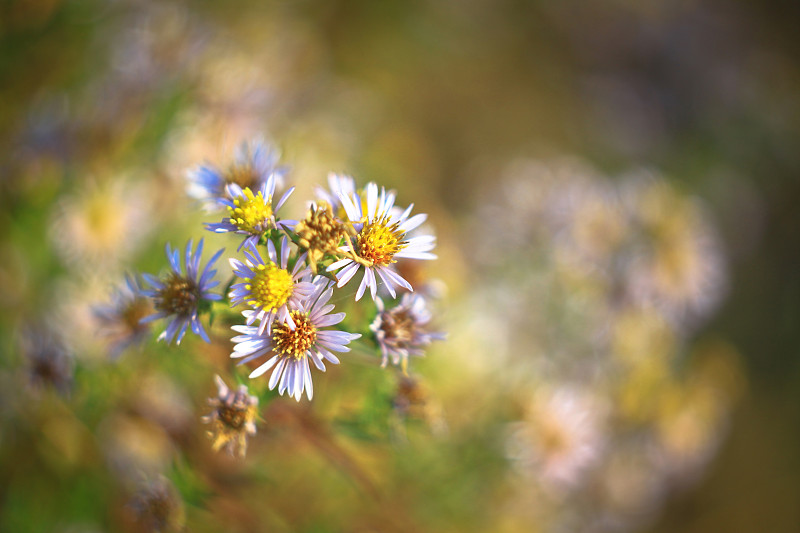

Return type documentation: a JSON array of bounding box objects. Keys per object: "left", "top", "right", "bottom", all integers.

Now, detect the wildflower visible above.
[
  {"left": 294, "top": 200, "right": 347, "bottom": 273},
  {"left": 128, "top": 476, "right": 185, "bottom": 533},
  {"left": 140, "top": 239, "right": 223, "bottom": 345},
  {"left": 393, "top": 375, "right": 429, "bottom": 419},
  {"left": 205, "top": 174, "right": 296, "bottom": 250},
  {"left": 392, "top": 375, "right": 445, "bottom": 434},
  {"left": 187, "top": 138, "right": 288, "bottom": 210},
  {"left": 624, "top": 177, "right": 726, "bottom": 327},
  {"left": 652, "top": 380, "right": 726, "bottom": 478},
  {"left": 595, "top": 444, "right": 666, "bottom": 528},
  {"left": 327, "top": 182, "right": 436, "bottom": 301},
  {"left": 93, "top": 274, "right": 153, "bottom": 359},
  {"left": 49, "top": 178, "right": 152, "bottom": 271},
  {"left": 202, "top": 375, "right": 259, "bottom": 457},
  {"left": 19, "top": 325, "right": 73, "bottom": 395},
  {"left": 561, "top": 183, "right": 628, "bottom": 265},
  {"left": 371, "top": 293, "right": 445, "bottom": 372},
  {"left": 506, "top": 386, "right": 608, "bottom": 496},
  {"left": 230, "top": 278, "right": 361, "bottom": 401},
  {"left": 229, "top": 236, "right": 315, "bottom": 335}
]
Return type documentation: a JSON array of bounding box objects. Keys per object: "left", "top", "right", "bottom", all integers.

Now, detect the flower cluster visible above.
[
  {"left": 96, "top": 139, "right": 445, "bottom": 456},
  {"left": 468, "top": 159, "right": 739, "bottom": 532}
]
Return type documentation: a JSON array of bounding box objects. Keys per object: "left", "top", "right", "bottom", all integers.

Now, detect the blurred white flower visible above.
[
  {"left": 623, "top": 175, "right": 727, "bottom": 329},
  {"left": 507, "top": 385, "right": 609, "bottom": 497},
  {"left": 49, "top": 178, "right": 154, "bottom": 271}
]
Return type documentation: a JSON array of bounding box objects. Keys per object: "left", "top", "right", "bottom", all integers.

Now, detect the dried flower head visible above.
[
  {"left": 128, "top": 476, "right": 185, "bottom": 533},
  {"left": 392, "top": 376, "right": 431, "bottom": 419},
  {"left": 19, "top": 325, "right": 73, "bottom": 395},
  {"left": 202, "top": 375, "right": 259, "bottom": 457},
  {"left": 295, "top": 200, "right": 347, "bottom": 273},
  {"left": 390, "top": 376, "right": 447, "bottom": 438}
]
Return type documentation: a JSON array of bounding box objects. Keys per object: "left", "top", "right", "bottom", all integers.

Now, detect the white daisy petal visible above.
[
  {"left": 250, "top": 354, "right": 281, "bottom": 378},
  {"left": 268, "top": 358, "right": 287, "bottom": 389},
  {"left": 304, "top": 359, "right": 314, "bottom": 400},
  {"left": 339, "top": 190, "right": 361, "bottom": 221},
  {"left": 399, "top": 213, "right": 427, "bottom": 233},
  {"left": 309, "top": 350, "right": 326, "bottom": 371},
  {"left": 279, "top": 361, "right": 292, "bottom": 395},
  {"left": 367, "top": 267, "right": 378, "bottom": 300},
  {"left": 355, "top": 272, "right": 369, "bottom": 301},
  {"left": 367, "top": 182, "right": 378, "bottom": 220},
  {"left": 336, "top": 262, "right": 360, "bottom": 287},
  {"left": 375, "top": 267, "right": 397, "bottom": 298},
  {"left": 294, "top": 360, "right": 304, "bottom": 400}
]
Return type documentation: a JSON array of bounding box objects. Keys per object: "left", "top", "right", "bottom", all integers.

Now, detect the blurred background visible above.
[{"left": 1, "top": 0, "right": 799, "bottom": 531}]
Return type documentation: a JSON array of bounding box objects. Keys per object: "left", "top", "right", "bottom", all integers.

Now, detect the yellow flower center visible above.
[
  {"left": 156, "top": 273, "right": 199, "bottom": 316},
  {"left": 357, "top": 217, "right": 406, "bottom": 267},
  {"left": 245, "top": 262, "right": 294, "bottom": 310},
  {"left": 228, "top": 187, "right": 273, "bottom": 234},
  {"left": 272, "top": 311, "right": 317, "bottom": 359}
]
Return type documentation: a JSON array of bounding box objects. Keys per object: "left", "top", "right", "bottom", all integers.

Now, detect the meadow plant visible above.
[{"left": 110, "top": 139, "right": 444, "bottom": 456}]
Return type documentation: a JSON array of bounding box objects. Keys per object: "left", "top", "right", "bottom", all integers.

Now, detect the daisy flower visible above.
[
  {"left": 327, "top": 182, "right": 436, "bottom": 301},
  {"left": 19, "top": 324, "right": 73, "bottom": 395},
  {"left": 506, "top": 385, "right": 608, "bottom": 496},
  {"left": 371, "top": 293, "right": 445, "bottom": 371},
  {"left": 623, "top": 177, "right": 726, "bottom": 328},
  {"left": 202, "top": 375, "right": 259, "bottom": 457},
  {"left": 128, "top": 476, "right": 185, "bottom": 533},
  {"left": 140, "top": 239, "right": 223, "bottom": 345},
  {"left": 93, "top": 274, "right": 153, "bottom": 359},
  {"left": 49, "top": 178, "right": 153, "bottom": 272},
  {"left": 230, "top": 278, "right": 361, "bottom": 401},
  {"left": 205, "top": 174, "right": 296, "bottom": 250},
  {"left": 187, "top": 138, "right": 289, "bottom": 210},
  {"left": 228, "top": 236, "right": 315, "bottom": 335}
]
